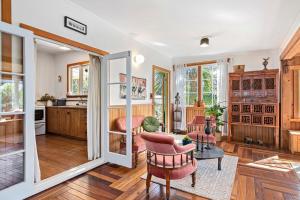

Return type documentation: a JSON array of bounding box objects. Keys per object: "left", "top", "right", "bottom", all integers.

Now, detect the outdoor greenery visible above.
[
  {"left": 153, "top": 71, "right": 166, "bottom": 123},
  {"left": 205, "top": 103, "right": 226, "bottom": 132},
  {"left": 0, "top": 81, "right": 23, "bottom": 112}
]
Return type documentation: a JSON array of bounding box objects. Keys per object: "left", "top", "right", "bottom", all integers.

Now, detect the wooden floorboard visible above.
[
  {"left": 36, "top": 134, "right": 88, "bottom": 179},
  {"left": 28, "top": 142, "right": 300, "bottom": 200}
]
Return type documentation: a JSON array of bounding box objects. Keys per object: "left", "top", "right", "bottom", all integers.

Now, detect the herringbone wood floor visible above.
[{"left": 28, "top": 142, "right": 300, "bottom": 200}]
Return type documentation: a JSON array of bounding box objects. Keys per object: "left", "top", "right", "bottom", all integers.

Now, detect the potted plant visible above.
[
  {"left": 40, "top": 93, "right": 55, "bottom": 106},
  {"left": 182, "top": 135, "right": 192, "bottom": 145},
  {"left": 205, "top": 103, "right": 226, "bottom": 141}
]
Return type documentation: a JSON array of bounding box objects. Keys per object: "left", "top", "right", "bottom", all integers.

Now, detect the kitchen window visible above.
[{"left": 67, "top": 61, "right": 89, "bottom": 97}]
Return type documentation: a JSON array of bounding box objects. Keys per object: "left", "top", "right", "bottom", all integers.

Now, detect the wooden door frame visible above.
[{"left": 152, "top": 65, "right": 171, "bottom": 133}]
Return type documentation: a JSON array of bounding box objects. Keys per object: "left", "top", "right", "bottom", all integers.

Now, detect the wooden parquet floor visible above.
[
  {"left": 28, "top": 142, "right": 300, "bottom": 200},
  {"left": 36, "top": 134, "right": 88, "bottom": 179}
]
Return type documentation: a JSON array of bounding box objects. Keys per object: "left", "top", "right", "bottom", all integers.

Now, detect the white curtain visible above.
[
  {"left": 87, "top": 55, "right": 101, "bottom": 160},
  {"left": 173, "top": 64, "right": 186, "bottom": 130},
  {"left": 216, "top": 58, "right": 232, "bottom": 135},
  {"left": 34, "top": 41, "right": 41, "bottom": 182}
]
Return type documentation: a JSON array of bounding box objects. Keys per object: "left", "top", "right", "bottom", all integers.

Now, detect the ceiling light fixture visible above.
[
  {"left": 200, "top": 37, "right": 209, "bottom": 48},
  {"left": 133, "top": 54, "right": 145, "bottom": 65}
]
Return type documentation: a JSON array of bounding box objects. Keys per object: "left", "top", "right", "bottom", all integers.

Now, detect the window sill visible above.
[{"left": 66, "top": 95, "right": 88, "bottom": 98}]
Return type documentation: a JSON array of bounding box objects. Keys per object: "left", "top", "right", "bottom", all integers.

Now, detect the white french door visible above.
[
  {"left": 0, "top": 22, "right": 35, "bottom": 199},
  {"left": 101, "top": 51, "right": 133, "bottom": 168}
]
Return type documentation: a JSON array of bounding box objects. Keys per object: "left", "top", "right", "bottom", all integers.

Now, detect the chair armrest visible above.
[{"left": 174, "top": 143, "right": 196, "bottom": 154}]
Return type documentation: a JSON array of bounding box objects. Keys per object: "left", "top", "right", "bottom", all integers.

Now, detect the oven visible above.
[{"left": 35, "top": 106, "right": 46, "bottom": 135}]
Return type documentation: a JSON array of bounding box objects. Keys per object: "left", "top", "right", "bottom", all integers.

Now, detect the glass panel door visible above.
[
  {"left": 102, "top": 51, "right": 132, "bottom": 168},
  {"left": 0, "top": 22, "right": 35, "bottom": 199}
]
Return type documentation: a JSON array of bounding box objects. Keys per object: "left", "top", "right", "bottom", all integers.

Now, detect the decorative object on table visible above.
[
  {"left": 40, "top": 93, "right": 55, "bottom": 106},
  {"left": 196, "top": 134, "right": 199, "bottom": 151},
  {"left": 142, "top": 116, "right": 160, "bottom": 132},
  {"left": 119, "top": 73, "right": 146, "bottom": 99},
  {"left": 204, "top": 118, "right": 212, "bottom": 150},
  {"left": 263, "top": 57, "right": 270, "bottom": 70},
  {"left": 182, "top": 135, "right": 192, "bottom": 146},
  {"left": 201, "top": 135, "right": 204, "bottom": 152},
  {"left": 233, "top": 64, "right": 245, "bottom": 73},
  {"left": 173, "top": 92, "right": 182, "bottom": 134}
]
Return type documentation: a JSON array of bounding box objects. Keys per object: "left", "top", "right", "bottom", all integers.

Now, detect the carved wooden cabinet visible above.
[
  {"left": 46, "top": 107, "right": 87, "bottom": 140},
  {"left": 228, "top": 69, "right": 280, "bottom": 148}
]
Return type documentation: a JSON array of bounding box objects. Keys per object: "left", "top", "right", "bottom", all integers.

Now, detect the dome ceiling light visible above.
[{"left": 200, "top": 37, "right": 209, "bottom": 48}]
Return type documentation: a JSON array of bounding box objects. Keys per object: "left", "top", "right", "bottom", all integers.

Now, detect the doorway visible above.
[{"left": 152, "top": 65, "right": 170, "bottom": 132}]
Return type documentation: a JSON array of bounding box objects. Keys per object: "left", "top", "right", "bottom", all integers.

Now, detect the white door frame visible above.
[
  {"left": 102, "top": 51, "right": 133, "bottom": 168},
  {"left": 0, "top": 22, "right": 35, "bottom": 199}
]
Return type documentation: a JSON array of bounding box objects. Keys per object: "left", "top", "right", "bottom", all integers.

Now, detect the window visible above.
[
  {"left": 184, "top": 63, "right": 220, "bottom": 107},
  {"left": 0, "top": 76, "right": 23, "bottom": 112},
  {"left": 202, "top": 64, "right": 219, "bottom": 107},
  {"left": 184, "top": 67, "right": 198, "bottom": 106},
  {"left": 68, "top": 62, "right": 89, "bottom": 96}
]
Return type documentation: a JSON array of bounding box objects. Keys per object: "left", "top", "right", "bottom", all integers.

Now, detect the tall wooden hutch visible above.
[{"left": 228, "top": 69, "right": 280, "bottom": 148}]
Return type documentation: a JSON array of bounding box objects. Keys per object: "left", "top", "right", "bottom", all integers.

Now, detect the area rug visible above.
[{"left": 141, "top": 155, "right": 238, "bottom": 200}]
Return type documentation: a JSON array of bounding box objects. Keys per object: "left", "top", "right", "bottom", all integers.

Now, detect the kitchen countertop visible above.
[{"left": 46, "top": 105, "right": 87, "bottom": 109}]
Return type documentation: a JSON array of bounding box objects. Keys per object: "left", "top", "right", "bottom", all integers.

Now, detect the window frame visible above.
[
  {"left": 201, "top": 64, "right": 218, "bottom": 107},
  {"left": 184, "top": 61, "right": 218, "bottom": 107},
  {"left": 67, "top": 61, "right": 89, "bottom": 98},
  {"left": 184, "top": 66, "right": 199, "bottom": 106}
]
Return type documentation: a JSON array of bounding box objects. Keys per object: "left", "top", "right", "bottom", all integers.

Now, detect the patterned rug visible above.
[{"left": 141, "top": 155, "right": 238, "bottom": 200}]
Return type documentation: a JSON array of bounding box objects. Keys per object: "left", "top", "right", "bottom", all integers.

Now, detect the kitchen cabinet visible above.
[{"left": 46, "top": 107, "right": 87, "bottom": 140}]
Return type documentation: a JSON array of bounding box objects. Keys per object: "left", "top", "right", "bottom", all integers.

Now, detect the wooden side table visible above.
[{"left": 289, "top": 130, "right": 300, "bottom": 154}]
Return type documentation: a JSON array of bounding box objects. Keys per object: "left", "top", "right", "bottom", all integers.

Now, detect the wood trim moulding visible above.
[
  {"left": 2, "top": 0, "right": 11, "bottom": 23},
  {"left": 282, "top": 55, "right": 300, "bottom": 73},
  {"left": 281, "top": 27, "right": 300, "bottom": 60},
  {"left": 186, "top": 60, "right": 216, "bottom": 67},
  {"left": 19, "top": 23, "right": 109, "bottom": 56}
]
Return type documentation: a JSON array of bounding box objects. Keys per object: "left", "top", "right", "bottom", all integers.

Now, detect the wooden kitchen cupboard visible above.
[
  {"left": 46, "top": 107, "right": 87, "bottom": 140},
  {"left": 228, "top": 69, "right": 280, "bottom": 148}
]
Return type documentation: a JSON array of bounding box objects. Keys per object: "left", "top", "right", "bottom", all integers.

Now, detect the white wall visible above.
[
  {"left": 173, "top": 49, "right": 281, "bottom": 72},
  {"left": 54, "top": 51, "right": 89, "bottom": 99},
  {"left": 35, "top": 51, "right": 56, "bottom": 100},
  {"left": 12, "top": 0, "right": 172, "bottom": 105}
]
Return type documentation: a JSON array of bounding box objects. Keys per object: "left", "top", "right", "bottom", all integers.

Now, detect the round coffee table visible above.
[{"left": 194, "top": 145, "right": 224, "bottom": 170}]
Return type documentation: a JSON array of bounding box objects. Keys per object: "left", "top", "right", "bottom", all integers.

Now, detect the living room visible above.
[{"left": 1, "top": 0, "right": 300, "bottom": 200}]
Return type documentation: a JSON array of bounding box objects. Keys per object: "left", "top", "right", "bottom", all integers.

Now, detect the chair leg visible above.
[
  {"left": 166, "top": 171, "right": 170, "bottom": 200},
  {"left": 135, "top": 151, "right": 138, "bottom": 168},
  {"left": 146, "top": 173, "right": 152, "bottom": 193},
  {"left": 191, "top": 172, "right": 196, "bottom": 187}
]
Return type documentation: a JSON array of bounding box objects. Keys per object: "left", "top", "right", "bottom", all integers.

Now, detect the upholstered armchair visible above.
[
  {"left": 141, "top": 133, "right": 197, "bottom": 200},
  {"left": 116, "top": 115, "right": 146, "bottom": 168},
  {"left": 187, "top": 115, "right": 216, "bottom": 145}
]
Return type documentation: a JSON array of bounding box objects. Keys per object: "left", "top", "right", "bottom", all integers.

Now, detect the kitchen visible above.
[{"left": 35, "top": 39, "right": 89, "bottom": 179}]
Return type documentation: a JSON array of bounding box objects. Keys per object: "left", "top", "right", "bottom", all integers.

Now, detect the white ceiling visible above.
[
  {"left": 70, "top": 0, "right": 300, "bottom": 58},
  {"left": 36, "top": 39, "right": 75, "bottom": 55}
]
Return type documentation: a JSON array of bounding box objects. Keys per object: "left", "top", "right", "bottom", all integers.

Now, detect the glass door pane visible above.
[
  {"left": 0, "top": 33, "right": 25, "bottom": 190},
  {"left": 102, "top": 51, "right": 132, "bottom": 168}
]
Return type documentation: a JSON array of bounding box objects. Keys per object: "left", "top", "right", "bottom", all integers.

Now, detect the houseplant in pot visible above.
[
  {"left": 40, "top": 93, "right": 55, "bottom": 106},
  {"left": 205, "top": 103, "right": 226, "bottom": 141},
  {"left": 182, "top": 135, "right": 192, "bottom": 145}
]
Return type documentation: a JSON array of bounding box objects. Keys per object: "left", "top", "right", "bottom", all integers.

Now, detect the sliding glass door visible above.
[{"left": 0, "top": 22, "right": 35, "bottom": 199}]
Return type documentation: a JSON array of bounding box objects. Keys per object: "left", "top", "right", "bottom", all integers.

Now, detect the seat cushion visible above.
[
  {"left": 149, "top": 159, "right": 197, "bottom": 180},
  {"left": 188, "top": 131, "right": 216, "bottom": 144}
]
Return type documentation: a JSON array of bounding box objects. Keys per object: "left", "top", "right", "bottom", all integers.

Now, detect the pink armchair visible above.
[
  {"left": 116, "top": 115, "right": 146, "bottom": 168},
  {"left": 187, "top": 116, "right": 217, "bottom": 145},
  {"left": 141, "top": 133, "right": 197, "bottom": 200}
]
